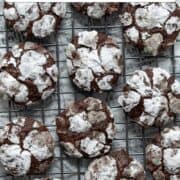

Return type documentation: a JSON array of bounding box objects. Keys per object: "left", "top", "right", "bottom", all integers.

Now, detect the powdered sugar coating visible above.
[
  {"left": 68, "top": 112, "right": 92, "bottom": 133},
  {"left": 0, "top": 42, "right": 58, "bottom": 105},
  {"left": 85, "top": 149, "right": 145, "bottom": 180},
  {"left": 66, "top": 31, "right": 123, "bottom": 92},
  {"left": 118, "top": 67, "right": 180, "bottom": 127},
  {"left": 56, "top": 97, "right": 115, "bottom": 158},
  {"left": 3, "top": 2, "right": 66, "bottom": 38},
  {"left": 146, "top": 126, "right": 180, "bottom": 179},
  {"left": 0, "top": 117, "right": 54, "bottom": 176},
  {"left": 120, "top": 2, "right": 180, "bottom": 55},
  {"left": 85, "top": 155, "right": 118, "bottom": 180},
  {"left": 72, "top": 3, "right": 119, "bottom": 19}
]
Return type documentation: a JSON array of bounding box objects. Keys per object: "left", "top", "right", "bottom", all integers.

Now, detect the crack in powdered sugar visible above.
[
  {"left": 0, "top": 118, "right": 54, "bottom": 176},
  {"left": 66, "top": 30, "right": 123, "bottom": 92},
  {"left": 118, "top": 67, "right": 180, "bottom": 127}
]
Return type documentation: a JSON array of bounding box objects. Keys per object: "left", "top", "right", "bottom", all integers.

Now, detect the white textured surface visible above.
[
  {"left": 84, "top": 155, "right": 118, "bottom": 180},
  {"left": 4, "top": 2, "right": 66, "bottom": 38},
  {"left": 120, "top": 2, "right": 180, "bottom": 55},
  {"left": 163, "top": 148, "right": 180, "bottom": 174},
  {"left": 0, "top": 2, "right": 179, "bottom": 179},
  {"left": 23, "top": 130, "right": 54, "bottom": 161},
  {"left": 69, "top": 111, "right": 92, "bottom": 133},
  {"left": 161, "top": 126, "right": 180, "bottom": 148},
  {"left": 0, "top": 144, "right": 31, "bottom": 176},
  {"left": 66, "top": 30, "right": 123, "bottom": 91}
]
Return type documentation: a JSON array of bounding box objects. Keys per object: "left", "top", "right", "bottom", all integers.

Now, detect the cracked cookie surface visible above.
[
  {"left": 146, "top": 126, "right": 180, "bottom": 180},
  {"left": 0, "top": 42, "right": 58, "bottom": 105},
  {"left": 120, "top": 2, "right": 180, "bottom": 55},
  {"left": 3, "top": 2, "right": 66, "bottom": 38},
  {"left": 66, "top": 30, "right": 123, "bottom": 92},
  {"left": 0, "top": 117, "right": 54, "bottom": 176},
  {"left": 56, "top": 97, "right": 115, "bottom": 158},
  {"left": 72, "top": 3, "right": 119, "bottom": 19},
  {"left": 118, "top": 67, "right": 180, "bottom": 128},
  {"left": 85, "top": 149, "right": 145, "bottom": 180}
]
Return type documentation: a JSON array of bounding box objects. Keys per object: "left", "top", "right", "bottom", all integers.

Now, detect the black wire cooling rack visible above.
[{"left": 0, "top": 2, "right": 179, "bottom": 180}]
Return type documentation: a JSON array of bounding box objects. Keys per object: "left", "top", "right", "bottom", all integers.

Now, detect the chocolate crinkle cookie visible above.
[
  {"left": 146, "top": 126, "right": 180, "bottom": 180},
  {"left": 56, "top": 97, "right": 116, "bottom": 158},
  {"left": 85, "top": 149, "right": 145, "bottom": 180},
  {"left": 0, "top": 117, "right": 54, "bottom": 176},
  {"left": 72, "top": 3, "right": 119, "bottom": 19},
  {"left": 3, "top": 1, "right": 66, "bottom": 38},
  {"left": 120, "top": 2, "right": 180, "bottom": 55},
  {"left": 66, "top": 30, "right": 123, "bottom": 92},
  {"left": 0, "top": 42, "right": 58, "bottom": 106},
  {"left": 118, "top": 67, "right": 180, "bottom": 128}
]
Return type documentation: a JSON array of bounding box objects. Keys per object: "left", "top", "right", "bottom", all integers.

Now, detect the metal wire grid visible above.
[{"left": 0, "top": 2, "right": 179, "bottom": 180}]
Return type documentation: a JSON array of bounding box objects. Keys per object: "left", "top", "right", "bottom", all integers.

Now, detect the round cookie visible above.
[
  {"left": 146, "top": 126, "right": 180, "bottom": 180},
  {"left": 118, "top": 67, "right": 180, "bottom": 128},
  {"left": 0, "top": 117, "right": 54, "bottom": 176},
  {"left": 72, "top": 3, "right": 119, "bottom": 19},
  {"left": 0, "top": 42, "right": 58, "bottom": 106},
  {"left": 85, "top": 149, "right": 145, "bottom": 180},
  {"left": 56, "top": 97, "right": 115, "bottom": 158},
  {"left": 3, "top": 2, "right": 66, "bottom": 38},
  {"left": 119, "top": 3, "right": 180, "bottom": 55},
  {"left": 66, "top": 30, "right": 123, "bottom": 92}
]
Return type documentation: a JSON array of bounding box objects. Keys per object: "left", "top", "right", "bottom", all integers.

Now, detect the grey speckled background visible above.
[{"left": 0, "top": 2, "right": 179, "bottom": 180}]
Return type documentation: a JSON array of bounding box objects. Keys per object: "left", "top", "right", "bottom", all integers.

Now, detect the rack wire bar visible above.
[{"left": 0, "top": 3, "right": 179, "bottom": 180}]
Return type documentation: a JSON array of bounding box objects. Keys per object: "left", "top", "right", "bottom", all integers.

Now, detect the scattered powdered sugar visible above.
[
  {"left": 84, "top": 155, "right": 118, "bottom": 180},
  {"left": 66, "top": 31, "right": 123, "bottom": 92},
  {"left": 69, "top": 111, "right": 92, "bottom": 133}
]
